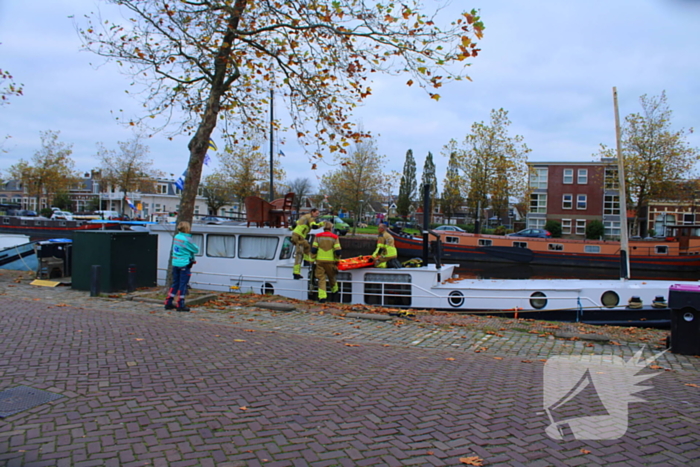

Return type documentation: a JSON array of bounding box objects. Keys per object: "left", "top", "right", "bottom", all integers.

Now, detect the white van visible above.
[{"left": 94, "top": 210, "right": 121, "bottom": 220}]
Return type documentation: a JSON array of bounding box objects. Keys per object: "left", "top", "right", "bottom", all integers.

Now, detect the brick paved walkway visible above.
[{"left": 0, "top": 276, "right": 699, "bottom": 466}]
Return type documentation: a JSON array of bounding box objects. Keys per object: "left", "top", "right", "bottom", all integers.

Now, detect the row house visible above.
[{"left": 527, "top": 159, "right": 623, "bottom": 239}]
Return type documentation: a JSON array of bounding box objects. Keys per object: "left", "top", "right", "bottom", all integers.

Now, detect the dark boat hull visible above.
[
  {"left": 394, "top": 233, "right": 700, "bottom": 273},
  {"left": 0, "top": 216, "right": 118, "bottom": 240}
]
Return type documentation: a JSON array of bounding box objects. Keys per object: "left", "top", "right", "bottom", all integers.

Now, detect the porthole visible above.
[
  {"left": 530, "top": 291, "right": 547, "bottom": 310},
  {"left": 261, "top": 282, "right": 274, "bottom": 295},
  {"left": 448, "top": 290, "right": 464, "bottom": 308},
  {"left": 601, "top": 290, "right": 619, "bottom": 308}
]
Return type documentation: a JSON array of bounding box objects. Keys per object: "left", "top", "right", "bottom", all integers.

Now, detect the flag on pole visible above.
[
  {"left": 125, "top": 197, "right": 136, "bottom": 211},
  {"left": 208, "top": 139, "right": 217, "bottom": 151},
  {"left": 279, "top": 149, "right": 286, "bottom": 157},
  {"left": 175, "top": 169, "right": 187, "bottom": 191}
]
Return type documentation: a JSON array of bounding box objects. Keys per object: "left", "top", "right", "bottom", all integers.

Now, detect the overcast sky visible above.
[{"left": 1, "top": 0, "right": 699, "bottom": 192}]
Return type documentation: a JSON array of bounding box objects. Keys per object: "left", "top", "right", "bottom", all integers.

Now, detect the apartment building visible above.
[{"left": 527, "top": 159, "right": 622, "bottom": 239}]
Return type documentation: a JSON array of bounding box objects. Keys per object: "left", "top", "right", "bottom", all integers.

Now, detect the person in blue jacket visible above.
[{"left": 165, "top": 221, "right": 200, "bottom": 312}]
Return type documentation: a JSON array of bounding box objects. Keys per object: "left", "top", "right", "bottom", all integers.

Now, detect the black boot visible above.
[{"left": 164, "top": 302, "right": 175, "bottom": 310}]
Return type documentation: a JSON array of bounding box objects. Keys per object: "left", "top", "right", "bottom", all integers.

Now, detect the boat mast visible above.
[
  {"left": 613, "top": 87, "right": 630, "bottom": 280},
  {"left": 269, "top": 88, "right": 275, "bottom": 202}
]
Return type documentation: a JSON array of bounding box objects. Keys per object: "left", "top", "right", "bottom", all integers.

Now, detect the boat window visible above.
[
  {"left": 445, "top": 236, "right": 460, "bottom": 244},
  {"left": 655, "top": 245, "right": 668, "bottom": 255},
  {"left": 2, "top": 218, "right": 8, "bottom": 225},
  {"left": 478, "top": 239, "right": 492, "bottom": 247},
  {"left": 207, "top": 234, "right": 236, "bottom": 258},
  {"left": 191, "top": 234, "right": 204, "bottom": 256},
  {"left": 530, "top": 291, "right": 547, "bottom": 309},
  {"left": 20, "top": 219, "right": 27, "bottom": 226},
  {"left": 59, "top": 221, "right": 67, "bottom": 227},
  {"left": 548, "top": 244, "right": 563, "bottom": 251},
  {"left": 239, "top": 236, "right": 278, "bottom": 260},
  {"left": 584, "top": 245, "right": 601, "bottom": 253},
  {"left": 512, "top": 241, "right": 527, "bottom": 248},
  {"left": 364, "top": 273, "right": 411, "bottom": 306},
  {"left": 279, "top": 237, "right": 293, "bottom": 260},
  {"left": 35, "top": 220, "right": 42, "bottom": 226}
]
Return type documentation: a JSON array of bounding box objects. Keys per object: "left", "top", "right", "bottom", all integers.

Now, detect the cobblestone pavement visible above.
[{"left": 1, "top": 272, "right": 699, "bottom": 466}]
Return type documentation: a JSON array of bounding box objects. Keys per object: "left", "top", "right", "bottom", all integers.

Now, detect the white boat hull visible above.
[{"left": 150, "top": 224, "right": 698, "bottom": 317}]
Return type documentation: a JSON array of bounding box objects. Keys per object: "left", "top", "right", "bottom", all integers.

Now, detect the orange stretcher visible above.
[{"left": 338, "top": 255, "right": 375, "bottom": 271}]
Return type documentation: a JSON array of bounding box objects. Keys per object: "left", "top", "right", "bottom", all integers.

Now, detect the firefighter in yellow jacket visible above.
[
  {"left": 312, "top": 221, "right": 341, "bottom": 303},
  {"left": 291, "top": 208, "right": 322, "bottom": 279},
  {"left": 372, "top": 223, "right": 398, "bottom": 268}
]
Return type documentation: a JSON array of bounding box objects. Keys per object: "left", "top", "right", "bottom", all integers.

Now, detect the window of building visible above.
[
  {"left": 528, "top": 218, "right": 546, "bottom": 229},
  {"left": 576, "top": 219, "right": 586, "bottom": 235},
  {"left": 157, "top": 184, "right": 168, "bottom": 194},
  {"left": 604, "top": 167, "right": 619, "bottom": 189},
  {"left": 604, "top": 221, "right": 621, "bottom": 239},
  {"left": 603, "top": 195, "right": 620, "bottom": 215},
  {"left": 563, "top": 169, "right": 573, "bottom": 184},
  {"left": 562, "top": 194, "right": 573, "bottom": 210},
  {"left": 684, "top": 213, "right": 694, "bottom": 224},
  {"left": 529, "top": 168, "right": 548, "bottom": 189},
  {"left": 577, "top": 194, "right": 587, "bottom": 210},
  {"left": 577, "top": 169, "right": 588, "bottom": 184},
  {"left": 562, "top": 219, "right": 572, "bottom": 234},
  {"left": 530, "top": 193, "right": 547, "bottom": 213}
]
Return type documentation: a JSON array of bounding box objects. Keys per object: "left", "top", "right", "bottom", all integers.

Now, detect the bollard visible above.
[
  {"left": 127, "top": 264, "right": 136, "bottom": 293},
  {"left": 90, "top": 265, "right": 101, "bottom": 297}
]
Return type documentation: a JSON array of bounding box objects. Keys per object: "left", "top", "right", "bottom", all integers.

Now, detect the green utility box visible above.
[{"left": 72, "top": 231, "right": 157, "bottom": 292}]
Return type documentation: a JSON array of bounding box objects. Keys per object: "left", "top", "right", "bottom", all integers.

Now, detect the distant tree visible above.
[
  {"left": 96, "top": 137, "right": 162, "bottom": 215},
  {"left": 545, "top": 220, "right": 562, "bottom": 238},
  {"left": 219, "top": 142, "right": 284, "bottom": 203},
  {"left": 397, "top": 149, "right": 417, "bottom": 220},
  {"left": 52, "top": 191, "right": 72, "bottom": 211},
  {"left": 320, "top": 137, "right": 386, "bottom": 233},
  {"left": 9, "top": 130, "right": 77, "bottom": 209},
  {"left": 79, "top": 1, "right": 485, "bottom": 233},
  {"left": 586, "top": 220, "right": 605, "bottom": 240},
  {"left": 285, "top": 177, "right": 314, "bottom": 214},
  {"left": 452, "top": 108, "right": 530, "bottom": 222},
  {"left": 421, "top": 152, "right": 439, "bottom": 202},
  {"left": 201, "top": 172, "right": 233, "bottom": 215},
  {"left": 87, "top": 196, "right": 101, "bottom": 212},
  {"left": 440, "top": 152, "right": 465, "bottom": 223},
  {"left": 596, "top": 92, "right": 700, "bottom": 235}
]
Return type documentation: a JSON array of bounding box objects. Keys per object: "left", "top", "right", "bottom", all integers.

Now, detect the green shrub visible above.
[
  {"left": 40, "top": 208, "right": 54, "bottom": 218},
  {"left": 545, "top": 220, "right": 562, "bottom": 238},
  {"left": 586, "top": 220, "right": 605, "bottom": 240}
]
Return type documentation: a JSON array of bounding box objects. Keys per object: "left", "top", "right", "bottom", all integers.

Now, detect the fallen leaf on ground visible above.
[
  {"left": 685, "top": 383, "right": 699, "bottom": 388},
  {"left": 460, "top": 456, "right": 483, "bottom": 466},
  {"left": 134, "top": 338, "right": 144, "bottom": 341},
  {"left": 239, "top": 406, "right": 247, "bottom": 411},
  {"left": 521, "top": 360, "right": 532, "bottom": 363},
  {"left": 493, "top": 357, "right": 503, "bottom": 360},
  {"left": 649, "top": 365, "right": 663, "bottom": 370},
  {"left": 446, "top": 357, "right": 456, "bottom": 361},
  {"left": 233, "top": 339, "right": 246, "bottom": 342},
  {"left": 580, "top": 448, "right": 591, "bottom": 454},
  {"left": 344, "top": 343, "right": 360, "bottom": 347}
]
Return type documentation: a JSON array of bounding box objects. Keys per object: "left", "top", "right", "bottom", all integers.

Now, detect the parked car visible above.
[
  {"left": 434, "top": 225, "right": 466, "bottom": 232},
  {"left": 507, "top": 228, "right": 551, "bottom": 238},
  {"left": 93, "top": 210, "right": 121, "bottom": 220},
  {"left": 318, "top": 215, "right": 350, "bottom": 236},
  {"left": 200, "top": 216, "right": 228, "bottom": 224},
  {"left": 51, "top": 211, "right": 74, "bottom": 221}
]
